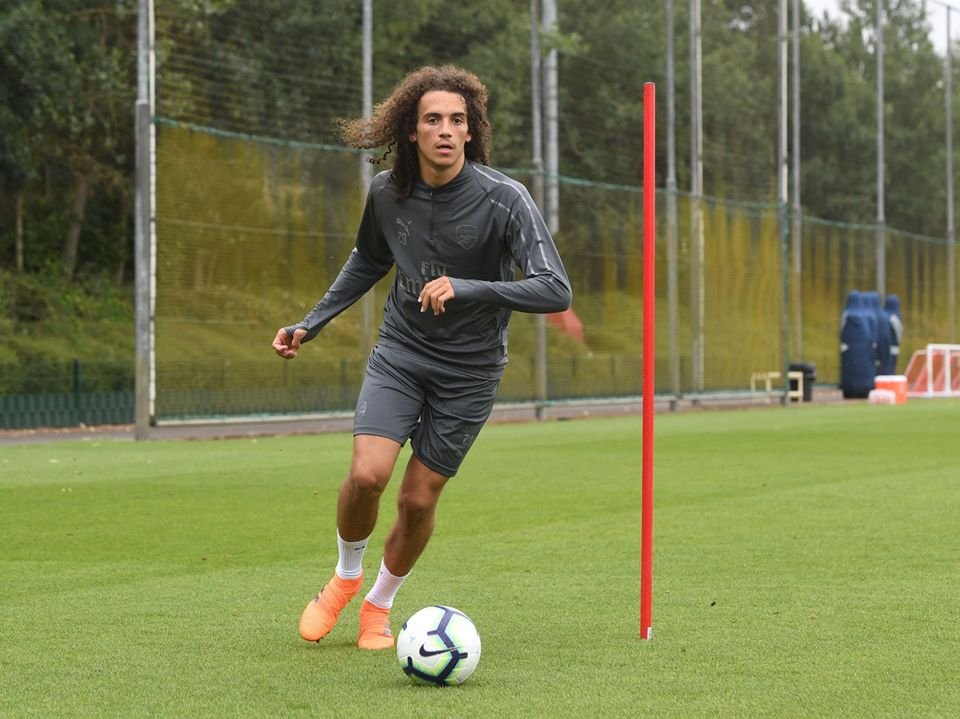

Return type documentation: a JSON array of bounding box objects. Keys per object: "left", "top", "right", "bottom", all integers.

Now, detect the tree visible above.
[
  {"left": 51, "top": 1, "right": 137, "bottom": 280},
  {"left": 829, "top": 0, "right": 946, "bottom": 235},
  {"left": 800, "top": 12, "right": 877, "bottom": 222},
  {"left": 0, "top": 1, "right": 74, "bottom": 272}
]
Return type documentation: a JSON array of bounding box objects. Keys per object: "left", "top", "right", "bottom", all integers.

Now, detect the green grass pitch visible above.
[{"left": 2, "top": 400, "right": 959, "bottom": 717}]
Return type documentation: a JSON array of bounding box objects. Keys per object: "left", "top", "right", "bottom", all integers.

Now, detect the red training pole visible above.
[{"left": 640, "top": 82, "right": 656, "bottom": 641}]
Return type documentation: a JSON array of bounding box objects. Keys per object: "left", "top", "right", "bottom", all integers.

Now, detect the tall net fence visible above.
[{"left": 151, "top": 0, "right": 958, "bottom": 421}]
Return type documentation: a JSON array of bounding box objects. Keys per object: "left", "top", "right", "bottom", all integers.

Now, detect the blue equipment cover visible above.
[
  {"left": 839, "top": 290, "right": 876, "bottom": 398},
  {"left": 882, "top": 294, "right": 903, "bottom": 375}
]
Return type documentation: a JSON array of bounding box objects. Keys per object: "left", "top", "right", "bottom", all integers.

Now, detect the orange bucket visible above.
[{"left": 874, "top": 375, "right": 907, "bottom": 404}]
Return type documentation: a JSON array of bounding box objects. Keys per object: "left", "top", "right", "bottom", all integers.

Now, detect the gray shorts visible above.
[{"left": 353, "top": 343, "right": 502, "bottom": 477}]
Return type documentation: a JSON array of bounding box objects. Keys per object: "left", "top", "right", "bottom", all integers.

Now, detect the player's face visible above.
[{"left": 411, "top": 90, "right": 472, "bottom": 187}]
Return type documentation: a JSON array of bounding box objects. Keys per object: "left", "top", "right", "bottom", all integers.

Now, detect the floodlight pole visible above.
[
  {"left": 665, "top": 0, "right": 680, "bottom": 407},
  {"left": 542, "top": 0, "right": 559, "bottom": 238},
  {"left": 542, "top": 0, "right": 560, "bottom": 420},
  {"left": 640, "top": 82, "right": 656, "bottom": 642},
  {"left": 134, "top": 0, "right": 156, "bottom": 439},
  {"left": 360, "top": 0, "right": 375, "bottom": 358},
  {"left": 531, "top": 0, "right": 549, "bottom": 419},
  {"left": 947, "top": 8, "right": 957, "bottom": 343},
  {"left": 689, "top": 0, "right": 704, "bottom": 395},
  {"left": 876, "top": 1, "right": 886, "bottom": 297},
  {"left": 778, "top": 0, "right": 789, "bottom": 399},
  {"left": 791, "top": 0, "right": 803, "bottom": 360}
]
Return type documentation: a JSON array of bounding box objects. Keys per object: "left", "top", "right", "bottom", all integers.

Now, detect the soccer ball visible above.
[{"left": 396, "top": 605, "right": 481, "bottom": 686}]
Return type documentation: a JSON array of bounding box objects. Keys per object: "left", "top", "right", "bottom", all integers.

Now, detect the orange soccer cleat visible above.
[
  {"left": 298, "top": 574, "right": 364, "bottom": 642},
  {"left": 357, "top": 600, "right": 394, "bottom": 650}
]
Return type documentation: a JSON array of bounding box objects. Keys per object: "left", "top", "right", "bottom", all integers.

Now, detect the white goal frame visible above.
[{"left": 904, "top": 344, "right": 960, "bottom": 398}]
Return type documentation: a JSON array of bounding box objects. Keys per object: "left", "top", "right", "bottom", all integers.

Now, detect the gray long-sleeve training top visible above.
[{"left": 288, "top": 160, "right": 572, "bottom": 370}]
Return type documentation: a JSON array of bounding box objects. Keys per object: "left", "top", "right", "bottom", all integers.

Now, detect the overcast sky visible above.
[
  {"left": 804, "top": 0, "right": 843, "bottom": 21},
  {"left": 803, "top": 0, "right": 951, "bottom": 54}
]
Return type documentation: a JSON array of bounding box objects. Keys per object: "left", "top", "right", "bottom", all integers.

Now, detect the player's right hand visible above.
[{"left": 272, "top": 327, "right": 307, "bottom": 359}]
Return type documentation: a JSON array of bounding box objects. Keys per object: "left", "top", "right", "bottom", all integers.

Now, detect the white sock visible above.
[
  {"left": 363, "top": 558, "right": 409, "bottom": 609},
  {"left": 334, "top": 530, "right": 369, "bottom": 580}
]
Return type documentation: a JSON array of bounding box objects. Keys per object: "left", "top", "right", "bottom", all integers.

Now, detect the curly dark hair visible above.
[{"left": 338, "top": 65, "right": 492, "bottom": 199}]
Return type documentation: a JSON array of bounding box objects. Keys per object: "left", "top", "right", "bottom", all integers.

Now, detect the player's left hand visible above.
[{"left": 419, "top": 276, "right": 455, "bottom": 316}]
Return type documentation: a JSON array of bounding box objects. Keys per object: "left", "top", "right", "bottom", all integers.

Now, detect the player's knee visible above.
[
  {"left": 395, "top": 489, "right": 438, "bottom": 525},
  {"left": 346, "top": 466, "right": 389, "bottom": 498}
]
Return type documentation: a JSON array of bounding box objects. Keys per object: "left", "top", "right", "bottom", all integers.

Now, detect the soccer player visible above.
[{"left": 272, "top": 65, "right": 571, "bottom": 650}]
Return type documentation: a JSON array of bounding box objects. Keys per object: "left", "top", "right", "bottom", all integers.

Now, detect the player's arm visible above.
[
  {"left": 283, "top": 246, "right": 391, "bottom": 338},
  {"left": 274, "top": 186, "right": 393, "bottom": 357},
  {"left": 445, "top": 188, "right": 571, "bottom": 314}
]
